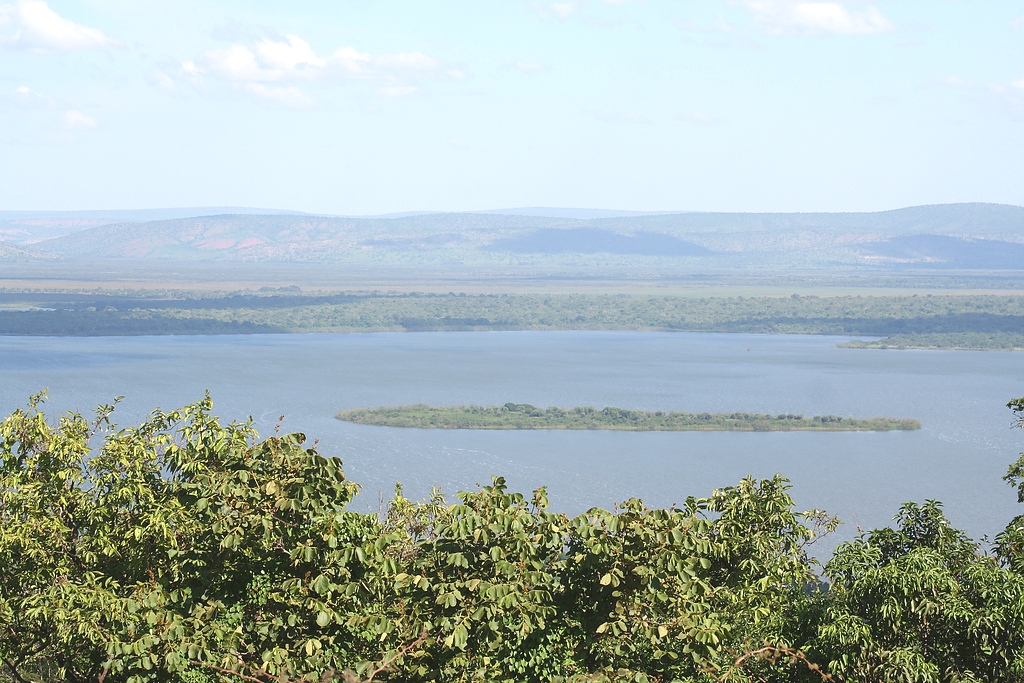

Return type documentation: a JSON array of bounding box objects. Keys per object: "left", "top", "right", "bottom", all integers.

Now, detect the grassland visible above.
[{"left": 335, "top": 403, "right": 922, "bottom": 431}]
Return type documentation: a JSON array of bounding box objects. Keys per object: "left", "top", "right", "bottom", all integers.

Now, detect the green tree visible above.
[
  {"left": 5, "top": 393, "right": 1024, "bottom": 683},
  {"left": 0, "top": 395, "right": 388, "bottom": 683},
  {"left": 996, "top": 397, "right": 1024, "bottom": 572},
  {"left": 809, "top": 396, "right": 1024, "bottom": 683},
  {"left": 372, "top": 475, "right": 834, "bottom": 683},
  {"left": 814, "top": 501, "right": 1024, "bottom": 682},
  {"left": 0, "top": 393, "right": 124, "bottom": 683}
]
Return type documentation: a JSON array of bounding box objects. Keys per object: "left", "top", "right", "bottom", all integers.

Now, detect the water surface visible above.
[{"left": 2, "top": 331, "right": 1022, "bottom": 556}]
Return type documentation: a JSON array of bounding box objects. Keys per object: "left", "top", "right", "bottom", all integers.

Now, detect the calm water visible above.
[{"left": 2, "top": 331, "right": 1022, "bottom": 556}]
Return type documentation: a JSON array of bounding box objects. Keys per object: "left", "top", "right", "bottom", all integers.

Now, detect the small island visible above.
[{"left": 335, "top": 403, "right": 921, "bottom": 432}]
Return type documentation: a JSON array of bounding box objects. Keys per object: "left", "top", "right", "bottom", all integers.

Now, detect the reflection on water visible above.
[{"left": 1, "top": 330, "right": 1022, "bottom": 556}]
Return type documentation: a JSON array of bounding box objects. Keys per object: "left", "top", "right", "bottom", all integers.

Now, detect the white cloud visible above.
[
  {"left": 335, "top": 46, "right": 374, "bottom": 74},
  {"left": 257, "top": 34, "right": 324, "bottom": 72},
  {"left": 985, "top": 75, "right": 1024, "bottom": 120},
  {"left": 0, "top": 0, "right": 116, "bottom": 52},
  {"left": 174, "top": 34, "right": 446, "bottom": 106},
  {"left": 189, "top": 37, "right": 442, "bottom": 84},
  {"left": 741, "top": 0, "right": 894, "bottom": 35},
  {"left": 62, "top": 109, "right": 96, "bottom": 129},
  {"left": 147, "top": 70, "right": 178, "bottom": 93},
  {"left": 1013, "top": 14, "right": 1024, "bottom": 31},
  {"left": 195, "top": 36, "right": 336, "bottom": 83},
  {"left": 984, "top": 74, "right": 1024, "bottom": 93},
  {"left": 12, "top": 83, "right": 52, "bottom": 107},
  {"left": 550, "top": 3, "right": 576, "bottom": 20},
  {"left": 198, "top": 44, "right": 270, "bottom": 81},
  {"left": 540, "top": 0, "right": 626, "bottom": 19}
]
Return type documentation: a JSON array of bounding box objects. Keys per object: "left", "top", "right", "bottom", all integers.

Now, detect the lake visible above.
[{"left": 1, "top": 330, "right": 1022, "bottom": 556}]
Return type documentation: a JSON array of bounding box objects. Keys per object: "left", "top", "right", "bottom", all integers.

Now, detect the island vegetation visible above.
[
  {"left": 336, "top": 403, "right": 921, "bottom": 431},
  {"left": 1, "top": 394, "right": 1022, "bottom": 683},
  {"left": 839, "top": 331, "right": 1024, "bottom": 350}
]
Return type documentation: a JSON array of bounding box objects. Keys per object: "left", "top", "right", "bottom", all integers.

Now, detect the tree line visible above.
[
  {"left": 1, "top": 393, "right": 1023, "bottom": 683},
  {"left": 2, "top": 292, "right": 1024, "bottom": 349}
]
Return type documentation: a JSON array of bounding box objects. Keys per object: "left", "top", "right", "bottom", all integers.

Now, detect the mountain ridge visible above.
[{"left": 7, "top": 203, "right": 1024, "bottom": 270}]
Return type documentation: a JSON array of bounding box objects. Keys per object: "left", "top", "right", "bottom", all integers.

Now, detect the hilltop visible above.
[{"left": 2, "top": 203, "right": 1023, "bottom": 273}]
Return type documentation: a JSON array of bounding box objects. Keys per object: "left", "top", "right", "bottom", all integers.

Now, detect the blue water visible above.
[{"left": 2, "top": 331, "right": 1022, "bottom": 556}]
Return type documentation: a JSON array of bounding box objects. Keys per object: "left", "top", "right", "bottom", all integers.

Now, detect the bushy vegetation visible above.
[
  {"left": 3, "top": 292, "right": 1024, "bottom": 349},
  {"left": 840, "top": 331, "right": 1024, "bottom": 350},
  {"left": 336, "top": 403, "right": 921, "bottom": 432},
  {"left": 1, "top": 394, "right": 1023, "bottom": 683}
]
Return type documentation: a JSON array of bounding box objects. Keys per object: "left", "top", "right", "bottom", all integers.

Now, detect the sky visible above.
[{"left": 1, "top": 0, "right": 1023, "bottom": 215}]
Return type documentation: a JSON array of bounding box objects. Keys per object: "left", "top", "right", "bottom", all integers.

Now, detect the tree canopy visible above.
[{"left": 2, "top": 393, "right": 1023, "bottom": 683}]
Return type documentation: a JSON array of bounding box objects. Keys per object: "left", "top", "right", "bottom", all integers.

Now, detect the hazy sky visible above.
[{"left": 2, "top": 1, "right": 1023, "bottom": 214}]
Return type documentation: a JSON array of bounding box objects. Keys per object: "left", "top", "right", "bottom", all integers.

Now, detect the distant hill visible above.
[
  {"left": 0, "top": 207, "right": 309, "bottom": 223},
  {"left": 860, "top": 235, "right": 1024, "bottom": 269},
  {"left": 586, "top": 203, "right": 1024, "bottom": 236},
  {"left": 0, "top": 207, "right": 311, "bottom": 245},
  {"left": 33, "top": 213, "right": 571, "bottom": 261},
  {"left": 0, "top": 240, "right": 59, "bottom": 261},
  {"left": 487, "top": 229, "right": 712, "bottom": 256},
  {"left": 10, "top": 202, "right": 1024, "bottom": 271},
  {"left": 475, "top": 207, "right": 679, "bottom": 219}
]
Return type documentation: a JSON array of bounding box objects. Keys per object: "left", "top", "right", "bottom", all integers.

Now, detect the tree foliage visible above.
[
  {"left": 3, "top": 292, "right": 1024, "bottom": 351},
  {"left": 2, "top": 394, "right": 1024, "bottom": 683}
]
